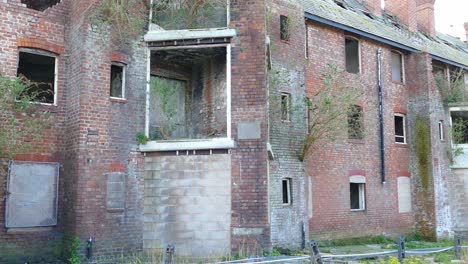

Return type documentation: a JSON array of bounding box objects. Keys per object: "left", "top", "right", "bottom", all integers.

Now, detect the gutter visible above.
[{"left": 304, "top": 12, "right": 468, "bottom": 70}]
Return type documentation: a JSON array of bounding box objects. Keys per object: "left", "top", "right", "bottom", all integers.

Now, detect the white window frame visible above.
[
  {"left": 18, "top": 48, "right": 58, "bottom": 106},
  {"left": 438, "top": 120, "right": 445, "bottom": 141},
  {"left": 142, "top": 43, "right": 233, "bottom": 152},
  {"left": 350, "top": 175, "right": 365, "bottom": 211},
  {"left": 394, "top": 113, "right": 407, "bottom": 144},
  {"left": 282, "top": 178, "right": 292, "bottom": 205},
  {"left": 390, "top": 50, "right": 405, "bottom": 83},
  {"left": 110, "top": 62, "right": 126, "bottom": 99},
  {"left": 344, "top": 36, "right": 361, "bottom": 74}
]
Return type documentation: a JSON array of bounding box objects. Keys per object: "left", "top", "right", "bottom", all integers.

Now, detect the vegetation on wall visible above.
[
  {"left": 414, "top": 116, "right": 432, "bottom": 190},
  {"left": 0, "top": 76, "right": 51, "bottom": 159},
  {"left": 150, "top": 76, "right": 179, "bottom": 140},
  {"left": 434, "top": 69, "right": 466, "bottom": 106}
]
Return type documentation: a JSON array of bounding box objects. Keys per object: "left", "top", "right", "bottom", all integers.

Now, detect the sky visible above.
[{"left": 434, "top": 0, "right": 468, "bottom": 40}]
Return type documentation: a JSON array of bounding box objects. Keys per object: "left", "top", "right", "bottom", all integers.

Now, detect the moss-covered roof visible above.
[{"left": 297, "top": 0, "right": 468, "bottom": 68}]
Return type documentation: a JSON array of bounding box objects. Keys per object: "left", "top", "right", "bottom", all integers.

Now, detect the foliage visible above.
[
  {"left": 152, "top": 0, "right": 227, "bottom": 30},
  {"left": 299, "top": 64, "right": 364, "bottom": 161},
  {"left": 434, "top": 69, "right": 466, "bottom": 105},
  {"left": 135, "top": 132, "right": 149, "bottom": 144},
  {"left": 414, "top": 116, "right": 431, "bottom": 190},
  {"left": 447, "top": 117, "right": 466, "bottom": 165},
  {"left": 64, "top": 236, "right": 81, "bottom": 264},
  {"left": 150, "top": 76, "right": 180, "bottom": 140},
  {"left": 329, "top": 235, "right": 389, "bottom": 247},
  {"left": 90, "top": 0, "right": 149, "bottom": 45},
  {"left": 0, "top": 76, "right": 52, "bottom": 159}
]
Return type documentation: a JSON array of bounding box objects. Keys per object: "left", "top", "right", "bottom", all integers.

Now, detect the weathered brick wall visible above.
[
  {"left": 267, "top": 0, "right": 309, "bottom": 249},
  {"left": 229, "top": 0, "right": 271, "bottom": 254},
  {"left": 305, "top": 21, "right": 414, "bottom": 239},
  {"left": 0, "top": 0, "right": 68, "bottom": 262}
]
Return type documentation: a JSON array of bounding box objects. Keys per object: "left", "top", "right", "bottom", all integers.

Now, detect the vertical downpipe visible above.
[{"left": 377, "top": 48, "right": 386, "bottom": 184}]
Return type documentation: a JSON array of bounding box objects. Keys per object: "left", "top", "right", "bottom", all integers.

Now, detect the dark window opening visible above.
[
  {"left": 391, "top": 51, "right": 403, "bottom": 82},
  {"left": 110, "top": 64, "right": 125, "bottom": 98},
  {"left": 281, "top": 92, "right": 291, "bottom": 121},
  {"left": 395, "top": 115, "right": 406, "bottom": 143},
  {"left": 282, "top": 178, "right": 292, "bottom": 205},
  {"left": 17, "top": 51, "right": 56, "bottom": 104},
  {"left": 438, "top": 121, "right": 445, "bottom": 141},
  {"left": 149, "top": 47, "right": 228, "bottom": 140},
  {"left": 350, "top": 182, "right": 365, "bottom": 210},
  {"left": 345, "top": 37, "right": 359, "bottom": 74},
  {"left": 21, "top": 0, "right": 61, "bottom": 11},
  {"left": 348, "top": 105, "right": 363, "bottom": 139},
  {"left": 451, "top": 111, "right": 468, "bottom": 144},
  {"left": 280, "top": 15, "right": 290, "bottom": 41}
]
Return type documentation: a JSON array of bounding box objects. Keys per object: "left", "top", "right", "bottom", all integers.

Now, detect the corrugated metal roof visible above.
[{"left": 297, "top": 0, "right": 468, "bottom": 68}]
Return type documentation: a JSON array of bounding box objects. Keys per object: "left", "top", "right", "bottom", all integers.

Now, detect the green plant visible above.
[
  {"left": 136, "top": 132, "right": 149, "bottom": 144},
  {"left": 67, "top": 237, "right": 81, "bottom": 264},
  {"left": 434, "top": 69, "right": 466, "bottom": 105},
  {"left": 150, "top": 76, "right": 181, "bottom": 140},
  {"left": 0, "top": 75, "right": 52, "bottom": 159},
  {"left": 414, "top": 116, "right": 431, "bottom": 190}
]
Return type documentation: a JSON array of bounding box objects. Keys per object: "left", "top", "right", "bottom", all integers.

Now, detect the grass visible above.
[{"left": 325, "top": 235, "right": 390, "bottom": 247}]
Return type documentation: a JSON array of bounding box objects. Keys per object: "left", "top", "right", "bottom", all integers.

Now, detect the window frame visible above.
[
  {"left": 348, "top": 104, "right": 364, "bottom": 140},
  {"left": 282, "top": 178, "right": 292, "bottom": 206},
  {"left": 110, "top": 62, "right": 126, "bottom": 99},
  {"left": 280, "top": 15, "right": 290, "bottom": 42},
  {"left": 394, "top": 113, "right": 407, "bottom": 144},
  {"left": 349, "top": 175, "right": 366, "bottom": 211},
  {"left": 143, "top": 43, "right": 233, "bottom": 151},
  {"left": 280, "top": 92, "right": 291, "bottom": 122},
  {"left": 17, "top": 48, "right": 58, "bottom": 106},
  {"left": 344, "top": 36, "right": 361, "bottom": 74},
  {"left": 438, "top": 120, "right": 445, "bottom": 141},
  {"left": 397, "top": 176, "right": 412, "bottom": 213},
  {"left": 390, "top": 50, "right": 405, "bottom": 83}
]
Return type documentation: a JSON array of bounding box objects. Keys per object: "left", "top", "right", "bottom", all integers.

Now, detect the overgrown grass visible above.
[{"left": 325, "top": 235, "right": 390, "bottom": 247}]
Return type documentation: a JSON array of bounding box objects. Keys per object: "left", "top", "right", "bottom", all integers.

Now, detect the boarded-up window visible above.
[
  {"left": 391, "top": 51, "right": 403, "bottom": 82},
  {"left": 107, "top": 173, "right": 126, "bottom": 210},
  {"left": 397, "top": 177, "right": 412, "bottom": 213},
  {"left": 345, "top": 37, "right": 360, "bottom": 74},
  {"left": 6, "top": 161, "right": 59, "bottom": 228}
]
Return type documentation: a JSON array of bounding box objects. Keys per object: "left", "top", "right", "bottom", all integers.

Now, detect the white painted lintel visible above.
[
  {"left": 139, "top": 138, "right": 235, "bottom": 152},
  {"left": 144, "top": 28, "right": 236, "bottom": 42}
]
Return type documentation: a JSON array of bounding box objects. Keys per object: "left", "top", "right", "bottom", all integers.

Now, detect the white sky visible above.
[{"left": 434, "top": 0, "right": 468, "bottom": 40}]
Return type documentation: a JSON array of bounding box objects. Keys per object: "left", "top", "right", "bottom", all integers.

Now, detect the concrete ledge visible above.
[
  {"left": 144, "top": 28, "right": 236, "bottom": 42},
  {"left": 139, "top": 138, "right": 235, "bottom": 152},
  {"left": 232, "top": 227, "right": 265, "bottom": 236}
]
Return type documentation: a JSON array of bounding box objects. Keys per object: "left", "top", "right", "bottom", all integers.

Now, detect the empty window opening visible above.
[
  {"left": 110, "top": 64, "right": 126, "bottom": 98},
  {"left": 438, "top": 121, "right": 445, "bottom": 141},
  {"left": 282, "top": 178, "right": 292, "bottom": 205},
  {"left": 348, "top": 105, "right": 364, "bottom": 139},
  {"left": 149, "top": 47, "right": 228, "bottom": 140},
  {"left": 152, "top": 0, "right": 228, "bottom": 30},
  {"left": 280, "top": 15, "right": 290, "bottom": 41},
  {"left": 391, "top": 51, "right": 404, "bottom": 83},
  {"left": 350, "top": 176, "right": 365, "bottom": 211},
  {"left": 281, "top": 92, "right": 291, "bottom": 121},
  {"left": 6, "top": 161, "right": 59, "bottom": 228},
  {"left": 21, "top": 0, "right": 60, "bottom": 11},
  {"left": 395, "top": 114, "right": 406, "bottom": 144},
  {"left": 17, "top": 50, "right": 57, "bottom": 105},
  {"left": 451, "top": 111, "right": 468, "bottom": 144},
  {"left": 397, "top": 177, "right": 412, "bottom": 213},
  {"left": 345, "top": 37, "right": 360, "bottom": 74}
]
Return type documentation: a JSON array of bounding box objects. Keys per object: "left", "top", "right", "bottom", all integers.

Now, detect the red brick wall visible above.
[
  {"left": 305, "top": 21, "right": 414, "bottom": 239},
  {"left": 385, "top": 0, "right": 418, "bottom": 32}
]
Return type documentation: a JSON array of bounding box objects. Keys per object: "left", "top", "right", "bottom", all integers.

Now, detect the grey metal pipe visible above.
[{"left": 377, "top": 48, "right": 386, "bottom": 184}]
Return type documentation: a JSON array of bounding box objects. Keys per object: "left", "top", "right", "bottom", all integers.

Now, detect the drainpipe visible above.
[{"left": 377, "top": 48, "right": 386, "bottom": 184}]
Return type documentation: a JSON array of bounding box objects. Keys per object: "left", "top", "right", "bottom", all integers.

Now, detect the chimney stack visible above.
[
  {"left": 464, "top": 22, "right": 468, "bottom": 42},
  {"left": 385, "top": 0, "right": 418, "bottom": 32},
  {"left": 362, "top": 0, "right": 382, "bottom": 17},
  {"left": 416, "top": 0, "right": 436, "bottom": 36}
]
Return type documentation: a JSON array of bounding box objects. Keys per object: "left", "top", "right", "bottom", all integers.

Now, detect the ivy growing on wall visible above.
[{"left": 414, "top": 116, "right": 431, "bottom": 190}]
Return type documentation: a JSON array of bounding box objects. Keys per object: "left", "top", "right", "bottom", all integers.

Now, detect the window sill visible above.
[
  {"left": 391, "top": 80, "right": 406, "bottom": 86},
  {"left": 110, "top": 97, "right": 127, "bottom": 103},
  {"left": 350, "top": 209, "right": 366, "bottom": 212},
  {"left": 144, "top": 28, "right": 236, "bottom": 42},
  {"left": 394, "top": 142, "right": 409, "bottom": 148},
  {"left": 139, "top": 138, "right": 235, "bottom": 152}
]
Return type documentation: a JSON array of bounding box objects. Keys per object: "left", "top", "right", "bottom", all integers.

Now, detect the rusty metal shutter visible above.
[{"left": 5, "top": 161, "right": 59, "bottom": 228}]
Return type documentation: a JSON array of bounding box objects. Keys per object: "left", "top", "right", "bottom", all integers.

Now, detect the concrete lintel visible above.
[
  {"left": 144, "top": 28, "right": 237, "bottom": 42},
  {"left": 139, "top": 138, "right": 235, "bottom": 152},
  {"left": 232, "top": 227, "right": 264, "bottom": 236}
]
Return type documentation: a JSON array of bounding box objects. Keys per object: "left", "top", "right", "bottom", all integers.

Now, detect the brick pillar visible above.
[
  {"left": 362, "top": 0, "right": 382, "bottom": 17},
  {"left": 385, "top": 0, "right": 418, "bottom": 32},
  {"left": 416, "top": 0, "right": 435, "bottom": 36}
]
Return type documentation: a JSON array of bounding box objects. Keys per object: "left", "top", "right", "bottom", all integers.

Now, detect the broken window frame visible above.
[
  {"left": 282, "top": 178, "right": 292, "bottom": 205},
  {"left": 349, "top": 175, "right": 365, "bottom": 211},
  {"left": 110, "top": 62, "right": 126, "bottom": 99},
  {"left": 17, "top": 48, "right": 58, "bottom": 106},
  {"left": 391, "top": 50, "right": 405, "bottom": 83},
  {"left": 394, "top": 113, "right": 406, "bottom": 144},
  {"left": 450, "top": 107, "right": 468, "bottom": 146},
  {"left": 344, "top": 36, "right": 361, "bottom": 74},
  {"left": 144, "top": 43, "right": 232, "bottom": 150}
]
